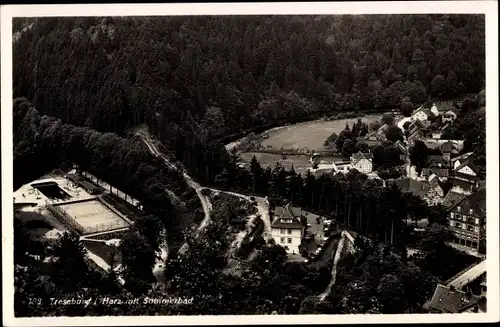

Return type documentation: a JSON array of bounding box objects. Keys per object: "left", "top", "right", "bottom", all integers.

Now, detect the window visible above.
[
  {"left": 462, "top": 224, "right": 466, "bottom": 230},
  {"left": 287, "top": 238, "right": 292, "bottom": 244},
  {"left": 469, "top": 209, "right": 473, "bottom": 215},
  {"left": 287, "top": 229, "right": 292, "bottom": 235},
  {"left": 450, "top": 212, "right": 455, "bottom": 218},
  {"left": 449, "top": 221, "right": 454, "bottom": 227},
  {"left": 455, "top": 222, "right": 461, "bottom": 228},
  {"left": 280, "top": 237, "right": 285, "bottom": 244},
  {"left": 280, "top": 229, "right": 285, "bottom": 234},
  {"left": 456, "top": 214, "right": 461, "bottom": 219},
  {"left": 474, "top": 226, "right": 480, "bottom": 233},
  {"left": 462, "top": 215, "right": 467, "bottom": 222},
  {"left": 475, "top": 218, "right": 480, "bottom": 225},
  {"left": 457, "top": 206, "right": 461, "bottom": 212}
]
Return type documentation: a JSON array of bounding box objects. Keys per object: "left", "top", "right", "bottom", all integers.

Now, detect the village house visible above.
[
  {"left": 377, "top": 123, "right": 390, "bottom": 136},
  {"left": 332, "top": 160, "right": 354, "bottom": 174},
  {"left": 442, "top": 190, "right": 467, "bottom": 210},
  {"left": 393, "top": 140, "right": 408, "bottom": 162},
  {"left": 357, "top": 131, "right": 385, "bottom": 147},
  {"left": 412, "top": 106, "right": 437, "bottom": 122},
  {"left": 427, "top": 284, "right": 486, "bottom": 313},
  {"left": 270, "top": 203, "right": 305, "bottom": 255},
  {"left": 422, "top": 167, "right": 449, "bottom": 181},
  {"left": 350, "top": 151, "right": 373, "bottom": 174},
  {"left": 442, "top": 109, "right": 458, "bottom": 123},
  {"left": 441, "top": 141, "right": 460, "bottom": 164},
  {"left": 449, "top": 159, "right": 483, "bottom": 195},
  {"left": 447, "top": 188, "right": 486, "bottom": 252},
  {"left": 451, "top": 152, "right": 474, "bottom": 170},
  {"left": 392, "top": 178, "right": 444, "bottom": 206},
  {"left": 407, "top": 119, "right": 428, "bottom": 145}
]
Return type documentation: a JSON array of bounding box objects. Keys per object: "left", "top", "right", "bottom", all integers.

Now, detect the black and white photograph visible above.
[{"left": 1, "top": 1, "right": 499, "bottom": 325}]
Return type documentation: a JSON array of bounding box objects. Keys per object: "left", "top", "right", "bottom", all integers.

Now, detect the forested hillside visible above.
[
  {"left": 13, "top": 98, "right": 201, "bottom": 250},
  {"left": 13, "top": 15, "right": 485, "bottom": 183}
]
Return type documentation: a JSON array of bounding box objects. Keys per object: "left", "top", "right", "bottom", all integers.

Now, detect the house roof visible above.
[
  {"left": 423, "top": 167, "right": 450, "bottom": 178},
  {"left": 444, "top": 109, "right": 458, "bottom": 116},
  {"left": 271, "top": 203, "right": 304, "bottom": 229},
  {"left": 440, "top": 123, "right": 451, "bottom": 132},
  {"left": 351, "top": 151, "right": 373, "bottom": 165},
  {"left": 392, "top": 178, "right": 431, "bottom": 198},
  {"left": 454, "top": 160, "right": 480, "bottom": 174},
  {"left": 440, "top": 141, "right": 456, "bottom": 153},
  {"left": 428, "top": 284, "right": 483, "bottom": 313},
  {"left": 365, "top": 131, "right": 386, "bottom": 141},
  {"left": 377, "top": 124, "right": 390, "bottom": 134},
  {"left": 423, "top": 109, "right": 435, "bottom": 117},
  {"left": 443, "top": 190, "right": 468, "bottom": 209},
  {"left": 451, "top": 152, "right": 473, "bottom": 163},
  {"left": 449, "top": 189, "right": 486, "bottom": 217},
  {"left": 427, "top": 155, "right": 444, "bottom": 167},
  {"left": 393, "top": 141, "right": 407, "bottom": 154}
]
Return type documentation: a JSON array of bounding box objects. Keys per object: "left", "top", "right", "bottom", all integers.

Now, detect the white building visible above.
[
  {"left": 412, "top": 106, "right": 436, "bottom": 122},
  {"left": 270, "top": 203, "right": 305, "bottom": 254},
  {"left": 442, "top": 110, "right": 458, "bottom": 123},
  {"left": 332, "top": 160, "right": 354, "bottom": 174},
  {"left": 350, "top": 151, "right": 373, "bottom": 174}
]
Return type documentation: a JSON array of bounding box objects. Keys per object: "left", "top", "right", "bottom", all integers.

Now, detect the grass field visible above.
[
  {"left": 239, "top": 152, "right": 341, "bottom": 175},
  {"left": 261, "top": 115, "right": 382, "bottom": 151}
]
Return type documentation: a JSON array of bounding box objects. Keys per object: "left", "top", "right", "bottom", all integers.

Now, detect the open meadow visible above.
[{"left": 260, "top": 115, "right": 382, "bottom": 151}]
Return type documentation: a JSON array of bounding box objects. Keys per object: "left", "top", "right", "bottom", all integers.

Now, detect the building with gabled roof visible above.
[
  {"left": 427, "top": 284, "right": 486, "bottom": 313},
  {"left": 393, "top": 140, "right": 408, "bottom": 161},
  {"left": 451, "top": 152, "right": 474, "bottom": 170},
  {"left": 442, "top": 190, "right": 468, "bottom": 210},
  {"left": 412, "top": 106, "right": 436, "bottom": 122},
  {"left": 447, "top": 188, "right": 486, "bottom": 252},
  {"left": 392, "top": 178, "right": 430, "bottom": 198},
  {"left": 350, "top": 151, "right": 373, "bottom": 174},
  {"left": 391, "top": 178, "right": 444, "bottom": 205},
  {"left": 270, "top": 203, "right": 305, "bottom": 254}
]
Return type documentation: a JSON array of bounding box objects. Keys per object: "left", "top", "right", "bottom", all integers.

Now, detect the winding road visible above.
[{"left": 139, "top": 131, "right": 274, "bottom": 259}]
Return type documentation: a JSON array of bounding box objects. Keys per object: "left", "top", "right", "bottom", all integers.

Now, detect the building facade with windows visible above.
[
  {"left": 447, "top": 189, "right": 486, "bottom": 252},
  {"left": 270, "top": 203, "right": 305, "bottom": 254}
]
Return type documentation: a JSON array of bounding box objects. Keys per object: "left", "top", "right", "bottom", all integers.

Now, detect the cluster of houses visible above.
[{"left": 307, "top": 103, "right": 486, "bottom": 256}]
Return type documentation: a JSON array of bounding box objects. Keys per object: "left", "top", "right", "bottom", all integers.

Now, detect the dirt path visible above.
[{"left": 318, "top": 232, "right": 346, "bottom": 301}]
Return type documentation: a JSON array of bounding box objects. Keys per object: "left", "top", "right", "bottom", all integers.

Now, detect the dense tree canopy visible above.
[{"left": 13, "top": 15, "right": 485, "bottom": 184}]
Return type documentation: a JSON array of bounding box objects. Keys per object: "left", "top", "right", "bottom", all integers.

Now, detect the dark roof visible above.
[
  {"left": 440, "top": 123, "right": 451, "bottom": 131},
  {"left": 393, "top": 141, "right": 407, "bottom": 154},
  {"left": 423, "top": 109, "right": 435, "bottom": 117},
  {"left": 428, "top": 284, "right": 483, "bottom": 313},
  {"left": 441, "top": 142, "right": 455, "bottom": 153},
  {"left": 422, "top": 167, "right": 449, "bottom": 178},
  {"left": 392, "top": 178, "right": 431, "bottom": 198},
  {"left": 231, "top": 216, "right": 246, "bottom": 224},
  {"left": 271, "top": 222, "right": 304, "bottom": 229},
  {"left": 271, "top": 203, "right": 304, "bottom": 230},
  {"left": 449, "top": 189, "right": 486, "bottom": 217},
  {"left": 364, "top": 139, "right": 383, "bottom": 147},
  {"left": 428, "top": 155, "right": 444, "bottom": 163},
  {"left": 443, "top": 190, "right": 468, "bottom": 209},
  {"left": 451, "top": 152, "right": 473, "bottom": 163},
  {"left": 364, "top": 131, "right": 386, "bottom": 141},
  {"left": 351, "top": 151, "right": 373, "bottom": 165},
  {"left": 450, "top": 178, "right": 475, "bottom": 193}
]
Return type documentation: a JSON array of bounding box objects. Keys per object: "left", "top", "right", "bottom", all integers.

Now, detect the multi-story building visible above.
[
  {"left": 270, "top": 203, "right": 305, "bottom": 254},
  {"left": 447, "top": 188, "right": 486, "bottom": 252}
]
